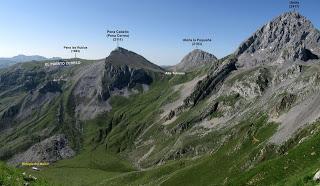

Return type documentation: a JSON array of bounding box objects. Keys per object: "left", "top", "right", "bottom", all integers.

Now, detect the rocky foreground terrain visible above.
[{"left": 1, "top": 11, "right": 320, "bottom": 185}]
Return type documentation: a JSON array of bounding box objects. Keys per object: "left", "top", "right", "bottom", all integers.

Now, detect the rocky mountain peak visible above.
[
  {"left": 112, "top": 47, "right": 130, "bottom": 54},
  {"left": 99, "top": 48, "right": 163, "bottom": 101},
  {"left": 73, "top": 48, "right": 164, "bottom": 121},
  {"left": 236, "top": 11, "right": 320, "bottom": 67},
  {"left": 106, "top": 47, "right": 163, "bottom": 72},
  {"left": 170, "top": 49, "right": 217, "bottom": 72}
]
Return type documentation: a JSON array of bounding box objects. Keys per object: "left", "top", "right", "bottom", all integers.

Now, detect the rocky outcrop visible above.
[
  {"left": 278, "top": 44, "right": 319, "bottom": 63},
  {"left": 105, "top": 47, "right": 164, "bottom": 72},
  {"left": 272, "top": 64, "right": 302, "bottom": 85},
  {"left": 271, "top": 93, "right": 296, "bottom": 117},
  {"left": 8, "top": 134, "right": 75, "bottom": 166},
  {"left": 0, "top": 81, "right": 61, "bottom": 132},
  {"left": 236, "top": 12, "right": 320, "bottom": 68},
  {"left": 183, "top": 57, "right": 237, "bottom": 106},
  {"left": 101, "top": 47, "right": 163, "bottom": 101},
  {"left": 230, "top": 67, "right": 271, "bottom": 99},
  {"left": 170, "top": 49, "right": 217, "bottom": 72},
  {"left": 313, "top": 170, "right": 320, "bottom": 181},
  {"left": 72, "top": 60, "right": 111, "bottom": 120},
  {"left": 73, "top": 48, "right": 163, "bottom": 120},
  {"left": 0, "top": 103, "right": 21, "bottom": 131},
  {"left": 101, "top": 64, "right": 153, "bottom": 101},
  {"left": 39, "top": 81, "right": 62, "bottom": 94}
]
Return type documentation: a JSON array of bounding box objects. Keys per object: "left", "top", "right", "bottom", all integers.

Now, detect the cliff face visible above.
[
  {"left": 236, "top": 12, "right": 320, "bottom": 68},
  {"left": 101, "top": 62, "right": 154, "bottom": 101},
  {"left": 101, "top": 47, "right": 163, "bottom": 100},
  {"left": 183, "top": 56, "right": 237, "bottom": 106}
]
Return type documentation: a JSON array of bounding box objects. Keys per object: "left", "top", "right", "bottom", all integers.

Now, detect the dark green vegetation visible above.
[
  {"left": 0, "top": 60, "right": 87, "bottom": 160},
  {"left": 0, "top": 161, "right": 47, "bottom": 185}
]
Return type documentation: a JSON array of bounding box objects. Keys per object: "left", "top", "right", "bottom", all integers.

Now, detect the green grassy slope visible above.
[
  {"left": 100, "top": 115, "right": 278, "bottom": 185},
  {"left": 0, "top": 59, "right": 100, "bottom": 160},
  {"left": 30, "top": 69, "right": 205, "bottom": 185},
  {"left": 0, "top": 161, "right": 47, "bottom": 185},
  {"left": 31, "top": 146, "right": 133, "bottom": 186},
  {"left": 100, "top": 120, "right": 320, "bottom": 186}
]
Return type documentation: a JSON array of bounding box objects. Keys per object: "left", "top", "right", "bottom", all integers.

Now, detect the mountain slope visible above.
[
  {"left": 73, "top": 47, "right": 164, "bottom": 120},
  {"left": 2, "top": 11, "right": 320, "bottom": 186},
  {"left": 169, "top": 49, "right": 217, "bottom": 72},
  {"left": 95, "top": 11, "right": 320, "bottom": 184},
  {"left": 0, "top": 47, "right": 165, "bottom": 166},
  {"left": 96, "top": 12, "right": 320, "bottom": 185}
]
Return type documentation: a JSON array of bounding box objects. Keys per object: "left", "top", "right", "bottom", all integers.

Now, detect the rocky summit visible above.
[
  {"left": 236, "top": 12, "right": 320, "bottom": 68},
  {"left": 170, "top": 49, "right": 217, "bottom": 72},
  {"left": 106, "top": 47, "right": 164, "bottom": 71}
]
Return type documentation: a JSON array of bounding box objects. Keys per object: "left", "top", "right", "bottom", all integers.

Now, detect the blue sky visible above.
[{"left": 0, "top": 0, "right": 319, "bottom": 65}]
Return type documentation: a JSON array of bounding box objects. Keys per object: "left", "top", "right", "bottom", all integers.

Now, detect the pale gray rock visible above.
[
  {"left": 313, "top": 170, "right": 320, "bottom": 181},
  {"left": 236, "top": 12, "right": 320, "bottom": 68},
  {"left": 170, "top": 49, "right": 217, "bottom": 72},
  {"left": 8, "top": 134, "right": 75, "bottom": 166}
]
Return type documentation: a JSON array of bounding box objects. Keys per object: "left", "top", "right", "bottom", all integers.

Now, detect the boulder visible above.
[{"left": 313, "top": 170, "right": 320, "bottom": 181}]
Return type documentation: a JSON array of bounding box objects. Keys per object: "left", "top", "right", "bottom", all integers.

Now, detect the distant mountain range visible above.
[{"left": 0, "top": 54, "right": 61, "bottom": 68}]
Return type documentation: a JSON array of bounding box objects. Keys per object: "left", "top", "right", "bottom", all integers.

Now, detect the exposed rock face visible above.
[
  {"left": 170, "top": 49, "right": 217, "bottom": 72},
  {"left": 183, "top": 56, "right": 237, "bottom": 106},
  {"left": 0, "top": 67, "right": 61, "bottom": 132},
  {"left": 175, "top": 12, "right": 320, "bottom": 147},
  {"left": 0, "top": 104, "right": 20, "bottom": 131},
  {"left": 101, "top": 64, "right": 153, "bottom": 100},
  {"left": 236, "top": 12, "right": 320, "bottom": 68},
  {"left": 0, "top": 70, "right": 45, "bottom": 92},
  {"left": 230, "top": 67, "right": 271, "bottom": 99},
  {"left": 101, "top": 47, "right": 163, "bottom": 101},
  {"left": 271, "top": 93, "right": 296, "bottom": 117},
  {"left": 73, "top": 48, "right": 163, "bottom": 120},
  {"left": 272, "top": 64, "right": 302, "bottom": 85},
  {"left": 313, "top": 170, "right": 320, "bottom": 181},
  {"left": 39, "top": 81, "right": 62, "bottom": 94},
  {"left": 72, "top": 60, "right": 111, "bottom": 121},
  {"left": 160, "top": 75, "right": 206, "bottom": 125},
  {"left": 17, "top": 91, "right": 60, "bottom": 121},
  {"left": 8, "top": 134, "right": 75, "bottom": 166},
  {"left": 0, "top": 91, "right": 61, "bottom": 128},
  {"left": 105, "top": 47, "right": 164, "bottom": 72}
]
